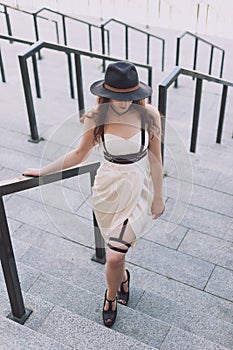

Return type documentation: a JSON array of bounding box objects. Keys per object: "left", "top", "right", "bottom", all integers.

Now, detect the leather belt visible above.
[{"left": 104, "top": 149, "right": 147, "bottom": 164}]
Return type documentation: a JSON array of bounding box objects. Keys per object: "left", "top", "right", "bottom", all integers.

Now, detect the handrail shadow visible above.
[{"left": 0, "top": 161, "right": 103, "bottom": 325}]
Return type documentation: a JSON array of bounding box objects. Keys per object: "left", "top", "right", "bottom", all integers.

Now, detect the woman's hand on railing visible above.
[{"left": 22, "top": 168, "right": 41, "bottom": 177}]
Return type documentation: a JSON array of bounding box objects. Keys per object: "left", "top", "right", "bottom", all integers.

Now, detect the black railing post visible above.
[
  {"left": 192, "top": 37, "right": 198, "bottom": 79},
  {"left": 209, "top": 45, "right": 214, "bottom": 75},
  {"left": 62, "top": 15, "right": 67, "bottom": 45},
  {"left": 67, "top": 53, "right": 75, "bottom": 99},
  {"left": 90, "top": 171, "right": 106, "bottom": 264},
  {"left": 161, "top": 39, "right": 165, "bottom": 72},
  {"left": 190, "top": 78, "right": 203, "bottom": 153},
  {"left": 216, "top": 85, "right": 228, "bottom": 144},
  {"left": 74, "top": 53, "right": 85, "bottom": 116},
  {"left": 158, "top": 85, "right": 167, "bottom": 163},
  {"left": 220, "top": 50, "right": 225, "bottom": 78},
  {"left": 146, "top": 34, "right": 150, "bottom": 65},
  {"left": 0, "top": 196, "right": 32, "bottom": 324},
  {"left": 148, "top": 67, "right": 152, "bottom": 104},
  {"left": 31, "top": 54, "right": 41, "bottom": 98},
  {"left": 33, "top": 14, "right": 41, "bottom": 59},
  {"left": 106, "top": 29, "right": 110, "bottom": 56},
  {"left": 62, "top": 15, "right": 74, "bottom": 99},
  {"left": 88, "top": 24, "right": 92, "bottom": 52},
  {"left": 101, "top": 24, "right": 106, "bottom": 72},
  {"left": 125, "top": 25, "right": 129, "bottom": 60},
  {"left": 54, "top": 20, "right": 60, "bottom": 44},
  {"left": 18, "top": 55, "right": 40, "bottom": 143},
  {"left": 0, "top": 47, "right": 6, "bottom": 83},
  {"left": 174, "top": 37, "right": 180, "bottom": 88},
  {"left": 4, "top": 5, "right": 13, "bottom": 40}
]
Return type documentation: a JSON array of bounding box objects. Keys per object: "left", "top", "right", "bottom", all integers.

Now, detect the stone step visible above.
[
  {"left": 0, "top": 315, "right": 72, "bottom": 350},
  {"left": 35, "top": 305, "right": 158, "bottom": 350},
  {"left": 11, "top": 227, "right": 233, "bottom": 325},
  {"left": 0, "top": 270, "right": 160, "bottom": 349},
  {"left": 0, "top": 287, "right": 230, "bottom": 350},
  {"left": 3, "top": 233, "right": 232, "bottom": 349},
  {"left": 0, "top": 306, "right": 156, "bottom": 350}
]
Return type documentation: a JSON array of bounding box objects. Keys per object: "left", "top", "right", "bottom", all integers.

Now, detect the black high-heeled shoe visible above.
[
  {"left": 102, "top": 290, "right": 117, "bottom": 328},
  {"left": 117, "top": 269, "right": 130, "bottom": 306}
]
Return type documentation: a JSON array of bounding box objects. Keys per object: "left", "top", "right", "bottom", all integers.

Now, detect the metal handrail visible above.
[
  {"left": 0, "top": 35, "right": 38, "bottom": 87},
  {"left": 159, "top": 66, "right": 233, "bottom": 158},
  {"left": 0, "top": 161, "right": 102, "bottom": 325},
  {"left": 33, "top": 7, "right": 110, "bottom": 53},
  {"left": 0, "top": 3, "right": 110, "bottom": 98},
  {"left": 175, "top": 31, "right": 225, "bottom": 88},
  {"left": 101, "top": 18, "right": 165, "bottom": 72},
  {"left": 0, "top": 3, "right": 59, "bottom": 43},
  {"left": 18, "top": 40, "right": 153, "bottom": 143}
]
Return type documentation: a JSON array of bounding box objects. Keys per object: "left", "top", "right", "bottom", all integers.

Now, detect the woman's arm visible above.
[
  {"left": 147, "top": 106, "right": 165, "bottom": 219},
  {"left": 23, "top": 116, "right": 96, "bottom": 177}
]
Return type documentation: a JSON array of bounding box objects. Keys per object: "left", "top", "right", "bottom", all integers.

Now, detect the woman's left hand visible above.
[{"left": 151, "top": 198, "right": 165, "bottom": 220}]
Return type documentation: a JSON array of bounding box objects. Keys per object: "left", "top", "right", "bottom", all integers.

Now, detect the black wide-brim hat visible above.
[{"left": 90, "top": 61, "right": 152, "bottom": 101}]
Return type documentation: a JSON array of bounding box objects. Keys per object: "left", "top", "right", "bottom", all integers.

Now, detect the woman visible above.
[{"left": 23, "top": 61, "right": 165, "bottom": 328}]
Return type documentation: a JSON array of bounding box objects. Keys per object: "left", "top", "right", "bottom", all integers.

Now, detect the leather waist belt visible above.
[{"left": 104, "top": 149, "right": 147, "bottom": 164}]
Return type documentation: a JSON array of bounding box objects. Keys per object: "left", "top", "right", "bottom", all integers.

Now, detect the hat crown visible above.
[{"left": 104, "top": 62, "right": 139, "bottom": 89}]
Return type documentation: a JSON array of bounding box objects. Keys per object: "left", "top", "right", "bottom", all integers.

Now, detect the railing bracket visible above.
[
  {"left": 91, "top": 254, "right": 106, "bottom": 264},
  {"left": 7, "top": 308, "right": 33, "bottom": 325}
]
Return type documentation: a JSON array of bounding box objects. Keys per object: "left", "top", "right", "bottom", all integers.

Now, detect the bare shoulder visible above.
[
  {"left": 145, "top": 104, "right": 161, "bottom": 125},
  {"left": 146, "top": 103, "right": 160, "bottom": 115},
  {"left": 82, "top": 109, "right": 97, "bottom": 131}
]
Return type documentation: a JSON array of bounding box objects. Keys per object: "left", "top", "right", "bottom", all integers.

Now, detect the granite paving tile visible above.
[
  {"left": 127, "top": 238, "right": 214, "bottom": 289},
  {"left": 163, "top": 198, "right": 233, "bottom": 241},
  {"left": 205, "top": 266, "right": 233, "bottom": 302},
  {"left": 136, "top": 291, "right": 233, "bottom": 349},
  {"left": 144, "top": 218, "right": 188, "bottom": 249},
  {"left": 7, "top": 217, "right": 23, "bottom": 234},
  {"left": 38, "top": 306, "right": 158, "bottom": 350},
  {"left": 12, "top": 223, "right": 95, "bottom": 264},
  {"left": 165, "top": 177, "right": 233, "bottom": 216},
  {"left": 0, "top": 146, "right": 41, "bottom": 173},
  {"left": 28, "top": 273, "right": 168, "bottom": 348},
  {"left": 0, "top": 315, "right": 72, "bottom": 350},
  {"left": 5, "top": 194, "right": 95, "bottom": 246},
  {"left": 213, "top": 173, "right": 233, "bottom": 195},
  {"left": 161, "top": 326, "right": 231, "bottom": 350},
  {"left": 19, "top": 182, "right": 87, "bottom": 212},
  {"left": 164, "top": 160, "right": 221, "bottom": 189},
  {"left": 128, "top": 265, "right": 233, "bottom": 325},
  {"left": 178, "top": 229, "right": 233, "bottom": 269},
  {"left": 0, "top": 284, "right": 54, "bottom": 332}
]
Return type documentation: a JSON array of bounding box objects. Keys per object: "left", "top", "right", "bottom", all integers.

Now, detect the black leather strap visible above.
[
  {"left": 102, "top": 115, "right": 147, "bottom": 164},
  {"left": 103, "top": 149, "right": 147, "bottom": 164},
  {"left": 107, "top": 241, "right": 131, "bottom": 254},
  {"left": 107, "top": 219, "right": 131, "bottom": 253}
]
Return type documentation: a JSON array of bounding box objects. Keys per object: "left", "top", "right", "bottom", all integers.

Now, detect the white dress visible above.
[{"left": 91, "top": 131, "right": 154, "bottom": 247}]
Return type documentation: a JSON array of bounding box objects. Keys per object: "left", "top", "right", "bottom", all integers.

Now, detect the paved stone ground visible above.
[{"left": 0, "top": 7, "right": 232, "bottom": 350}]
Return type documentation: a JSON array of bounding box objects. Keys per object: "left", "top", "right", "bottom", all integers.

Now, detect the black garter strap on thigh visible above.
[{"left": 107, "top": 219, "right": 131, "bottom": 253}]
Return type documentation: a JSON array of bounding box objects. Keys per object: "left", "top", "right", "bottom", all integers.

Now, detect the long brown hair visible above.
[{"left": 83, "top": 97, "right": 160, "bottom": 144}]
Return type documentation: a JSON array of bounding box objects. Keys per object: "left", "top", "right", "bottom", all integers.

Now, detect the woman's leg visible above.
[
  {"left": 104, "top": 248, "right": 126, "bottom": 309},
  {"left": 104, "top": 222, "right": 135, "bottom": 315}
]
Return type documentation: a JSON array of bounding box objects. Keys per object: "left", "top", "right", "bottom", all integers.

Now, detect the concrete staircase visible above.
[{"left": 0, "top": 8, "right": 233, "bottom": 350}]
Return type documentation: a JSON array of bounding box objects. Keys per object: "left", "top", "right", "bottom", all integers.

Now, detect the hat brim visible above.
[{"left": 90, "top": 80, "right": 152, "bottom": 101}]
